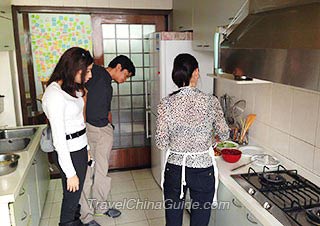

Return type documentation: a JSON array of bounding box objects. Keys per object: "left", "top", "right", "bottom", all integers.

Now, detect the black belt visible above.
[{"left": 66, "top": 128, "right": 86, "bottom": 140}]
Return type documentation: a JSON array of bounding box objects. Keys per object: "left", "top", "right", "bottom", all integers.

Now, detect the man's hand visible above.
[
  {"left": 67, "top": 175, "right": 79, "bottom": 192},
  {"left": 108, "top": 112, "right": 112, "bottom": 124}
]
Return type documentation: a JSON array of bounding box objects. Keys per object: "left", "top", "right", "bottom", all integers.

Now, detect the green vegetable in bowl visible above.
[{"left": 217, "top": 141, "right": 237, "bottom": 148}]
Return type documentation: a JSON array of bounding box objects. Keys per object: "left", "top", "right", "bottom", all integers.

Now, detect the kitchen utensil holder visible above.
[{"left": 230, "top": 127, "right": 249, "bottom": 145}]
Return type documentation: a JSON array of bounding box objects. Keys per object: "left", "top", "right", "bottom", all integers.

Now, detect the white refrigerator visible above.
[{"left": 147, "top": 32, "right": 214, "bottom": 185}]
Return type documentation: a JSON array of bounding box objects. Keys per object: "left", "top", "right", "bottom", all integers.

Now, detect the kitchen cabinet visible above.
[
  {"left": 8, "top": 147, "right": 49, "bottom": 226},
  {"left": 9, "top": 185, "right": 31, "bottom": 226},
  {"left": 35, "top": 149, "right": 50, "bottom": 214},
  {"left": 0, "top": 16, "right": 15, "bottom": 50},
  {"left": 193, "top": 0, "right": 247, "bottom": 51},
  {"left": 26, "top": 160, "right": 40, "bottom": 226},
  {"left": 172, "top": 0, "right": 193, "bottom": 31},
  {"left": 215, "top": 183, "right": 262, "bottom": 226}
]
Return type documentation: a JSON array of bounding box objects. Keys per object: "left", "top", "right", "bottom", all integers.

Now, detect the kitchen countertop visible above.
[
  {"left": 215, "top": 141, "right": 320, "bottom": 226},
  {"left": 0, "top": 125, "right": 45, "bottom": 203}
]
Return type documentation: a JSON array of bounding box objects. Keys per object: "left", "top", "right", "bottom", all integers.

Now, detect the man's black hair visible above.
[{"left": 108, "top": 55, "right": 135, "bottom": 76}]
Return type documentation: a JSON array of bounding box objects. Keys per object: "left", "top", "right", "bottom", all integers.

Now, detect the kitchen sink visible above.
[
  {"left": 0, "top": 138, "right": 31, "bottom": 153},
  {"left": 0, "top": 127, "right": 37, "bottom": 139}
]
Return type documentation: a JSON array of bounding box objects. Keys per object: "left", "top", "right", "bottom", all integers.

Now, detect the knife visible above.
[{"left": 231, "top": 159, "right": 256, "bottom": 172}]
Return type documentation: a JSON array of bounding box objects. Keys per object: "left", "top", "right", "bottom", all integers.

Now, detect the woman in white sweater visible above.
[{"left": 42, "top": 47, "right": 93, "bottom": 226}]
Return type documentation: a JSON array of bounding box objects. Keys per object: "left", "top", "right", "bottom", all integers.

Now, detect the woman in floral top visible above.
[{"left": 156, "top": 53, "right": 229, "bottom": 226}]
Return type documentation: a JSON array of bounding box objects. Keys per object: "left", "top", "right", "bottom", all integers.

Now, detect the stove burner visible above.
[
  {"left": 260, "top": 173, "right": 286, "bottom": 186},
  {"left": 306, "top": 207, "right": 320, "bottom": 225}
]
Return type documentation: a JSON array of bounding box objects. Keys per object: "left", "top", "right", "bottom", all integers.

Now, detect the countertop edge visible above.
[{"left": 0, "top": 125, "right": 46, "bottom": 204}]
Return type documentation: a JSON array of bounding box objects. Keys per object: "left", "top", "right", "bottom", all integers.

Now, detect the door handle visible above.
[
  {"left": 146, "top": 110, "right": 151, "bottom": 139},
  {"left": 144, "top": 80, "right": 150, "bottom": 110}
]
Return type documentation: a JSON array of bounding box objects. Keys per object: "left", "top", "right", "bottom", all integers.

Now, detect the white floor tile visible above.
[
  {"left": 111, "top": 180, "right": 137, "bottom": 195},
  {"left": 53, "top": 189, "right": 63, "bottom": 202},
  {"left": 39, "top": 218, "right": 50, "bottom": 226},
  {"left": 115, "top": 209, "right": 147, "bottom": 225},
  {"left": 144, "top": 208, "right": 165, "bottom": 220},
  {"left": 109, "top": 171, "right": 133, "bottom": 182},
  {"left": 131, "top": 169, "right": 153, "bottom": 180},
  {"left": 94, "top": 215, "right": 116, "bottom": 225},
  {"left": 48, "top": 179, "right": 57, "bottom": 191},
  {"left": 111, "top": 191, "right": 140, "bottom": 209},
  {"left": 41, "top": 203, "right": 53, "bottom": 219},
  {"left": 48, "top": 217, "right": 59, "bottom": 226},
  {"left": 135, "top": 179, "right": 158, "bottom": 191},
  {"left": 55, "top": 179, "right": 63, "bottom": 190},
  {"left": 117, "top": 220, "right": 149, "bottom": 226},
  {"left": 46, "top": 190, "right": 55, "bottom": 203},
  {"left": 149, "top": 217, "right": 165, "bottom": 226},
  {"left": 183, "top": 210, "right": 190, "bottom": 225},
  {"left": 139, "top": 188, "right": 163, "bottom": 201},
  {"left": 50, "top": 202, "right": 62, "bottom": 218}
]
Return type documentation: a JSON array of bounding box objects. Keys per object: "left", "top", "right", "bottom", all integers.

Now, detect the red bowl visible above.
[{"left": 221, "top": 149, "right": 242, "bottom": 163}]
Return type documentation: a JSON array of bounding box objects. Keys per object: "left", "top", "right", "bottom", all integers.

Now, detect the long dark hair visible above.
[
  {"left": 172, "top": 53, "right": 199, "bottom": 88},
  {"left": 47, "top": 47, "right": 93, "bottom": 97}
]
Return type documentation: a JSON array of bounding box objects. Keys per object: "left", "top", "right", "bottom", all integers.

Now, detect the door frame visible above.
[
  {"left": 91, "top": 14, "right": 167, "bottom": 65},
  {"left": 12, "top": 5, "right": 172, "bottom": 125}
]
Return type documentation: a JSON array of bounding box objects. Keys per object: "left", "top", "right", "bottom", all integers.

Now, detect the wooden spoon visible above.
[{"left": 239, "top": 114, "right": 256, "bottom": 143}]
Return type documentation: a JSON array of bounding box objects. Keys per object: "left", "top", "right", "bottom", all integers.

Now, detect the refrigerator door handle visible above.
[
  {"left": 146, "top": 109, "right": 151, "bottom": 139},
  {"left": 145, "top": 80, "right": 150, "bottom": 110}
]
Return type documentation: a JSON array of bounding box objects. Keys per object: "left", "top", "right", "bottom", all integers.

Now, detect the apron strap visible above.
[{"left": 161, "top": 149, "right": 215, "bottom": 201}]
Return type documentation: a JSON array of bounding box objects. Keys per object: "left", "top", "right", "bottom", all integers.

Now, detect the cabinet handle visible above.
[
  {"left": 203, "top": 44, "right": 210, "bottom": 48},
  {"left": 32, "top": 159, "right": 37, "bottom": 165},
  {"left": 246, "top": 213, "right": 258, "bottom": 224},
  {"left": 21, "top": 211, "right": 28, "bottom": 221},
  {"left": 229, "top": 17, "right": 234, "bottom": 20},
  {"left": 231, "top": 198, "right": 242, "bottom": 208},
  {"left": 178, "top": 26, "right": 184, "bottom": 29},
  {"left": 196, "top": 44, "right": 203, "bottom": 47},
  {"left": 19, "top": 187, "right": 25, "bottom": 196}
]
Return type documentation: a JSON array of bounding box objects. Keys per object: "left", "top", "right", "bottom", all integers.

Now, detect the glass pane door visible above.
[{"left": 102, "top": 24, "right": 155, "bottom": 148}]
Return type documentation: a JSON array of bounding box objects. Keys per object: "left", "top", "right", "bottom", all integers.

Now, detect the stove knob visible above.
[
  {"left": 263, "top": 202, "right": 271, "bottom": 210},
  {"left": 248, "top": 188, "right": 255, "bottom": 195}
]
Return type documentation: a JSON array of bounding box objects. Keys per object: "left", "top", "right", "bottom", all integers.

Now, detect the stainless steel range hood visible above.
[{"left": 219, "top": 0, "right": 320, "bottom": 91}]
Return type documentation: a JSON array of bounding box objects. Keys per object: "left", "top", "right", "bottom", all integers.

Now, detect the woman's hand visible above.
[
  {"left": 67, "top": 175, "right": 79, "bottom": 192},
  {"left": 88, "top": 151, "right": 91, "bottom": 162}
]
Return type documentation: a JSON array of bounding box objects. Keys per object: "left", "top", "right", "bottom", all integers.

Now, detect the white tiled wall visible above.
[
  {"left": 291, "top": 89, "right": 319, "bottom": 145},
  {"left": 11, "top": 0, "right": 172, "bottom": 9},
  {"left": 215, "top": 78, "right": 320, "bottom": 176}
]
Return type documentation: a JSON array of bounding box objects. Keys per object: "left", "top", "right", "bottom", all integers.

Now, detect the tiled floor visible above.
[{"left": 40, "top": 168, "right": 190, "bottom": 226}]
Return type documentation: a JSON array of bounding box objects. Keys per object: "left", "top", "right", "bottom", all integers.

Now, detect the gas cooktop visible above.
[{"left": 232, "top": 165, "right": 320, "bottom": 226}]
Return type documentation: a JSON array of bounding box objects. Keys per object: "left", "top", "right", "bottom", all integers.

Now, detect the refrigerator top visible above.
[{"left": 150, "top": 32, "right": 193, "bottom": 41}]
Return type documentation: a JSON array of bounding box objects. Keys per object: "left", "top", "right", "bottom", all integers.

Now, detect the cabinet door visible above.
[
  {"left": 215, "top": 183, "right": 246, "bottom": 226},
  {"left": 25, "top": 162, "right": 40, "bottom": 226},
  {"left": 0, "top": 17, "right": 14, "bottom": 50},
  {"left": 244, "top": 210, "right": 264, "bottom": 226},
  {"left": 192, "top": 0, "right": 214, "bottom": 51},
  {"left": 193, "top": 0, "right": 247, "bottom": 51},
  {"left": 35, "top": 149, "right": 50, "bottom": 214},
  {"left": 9, "top": 180, "right": 31, "bottom": 226},
  {"left": 172, "top": 0, "right": 194, "bottom": 31}
]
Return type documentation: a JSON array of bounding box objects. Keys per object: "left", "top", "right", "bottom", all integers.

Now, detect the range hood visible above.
[{"left": 219, "top": 0, "right": 320, "bottom": 91}]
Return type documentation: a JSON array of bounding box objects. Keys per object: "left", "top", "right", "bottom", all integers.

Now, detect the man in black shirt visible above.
[{"left": 80, "top": 55, "right": 135, "bottom": 226}]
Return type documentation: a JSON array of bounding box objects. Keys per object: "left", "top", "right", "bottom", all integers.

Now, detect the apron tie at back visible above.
[{"left": 161, "top": 146, "right": 219, "bottom": 204}]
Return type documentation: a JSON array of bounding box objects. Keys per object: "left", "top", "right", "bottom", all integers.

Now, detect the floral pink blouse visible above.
[{"left": 156, "top": 86, "right": 229, "bottom": 168}]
